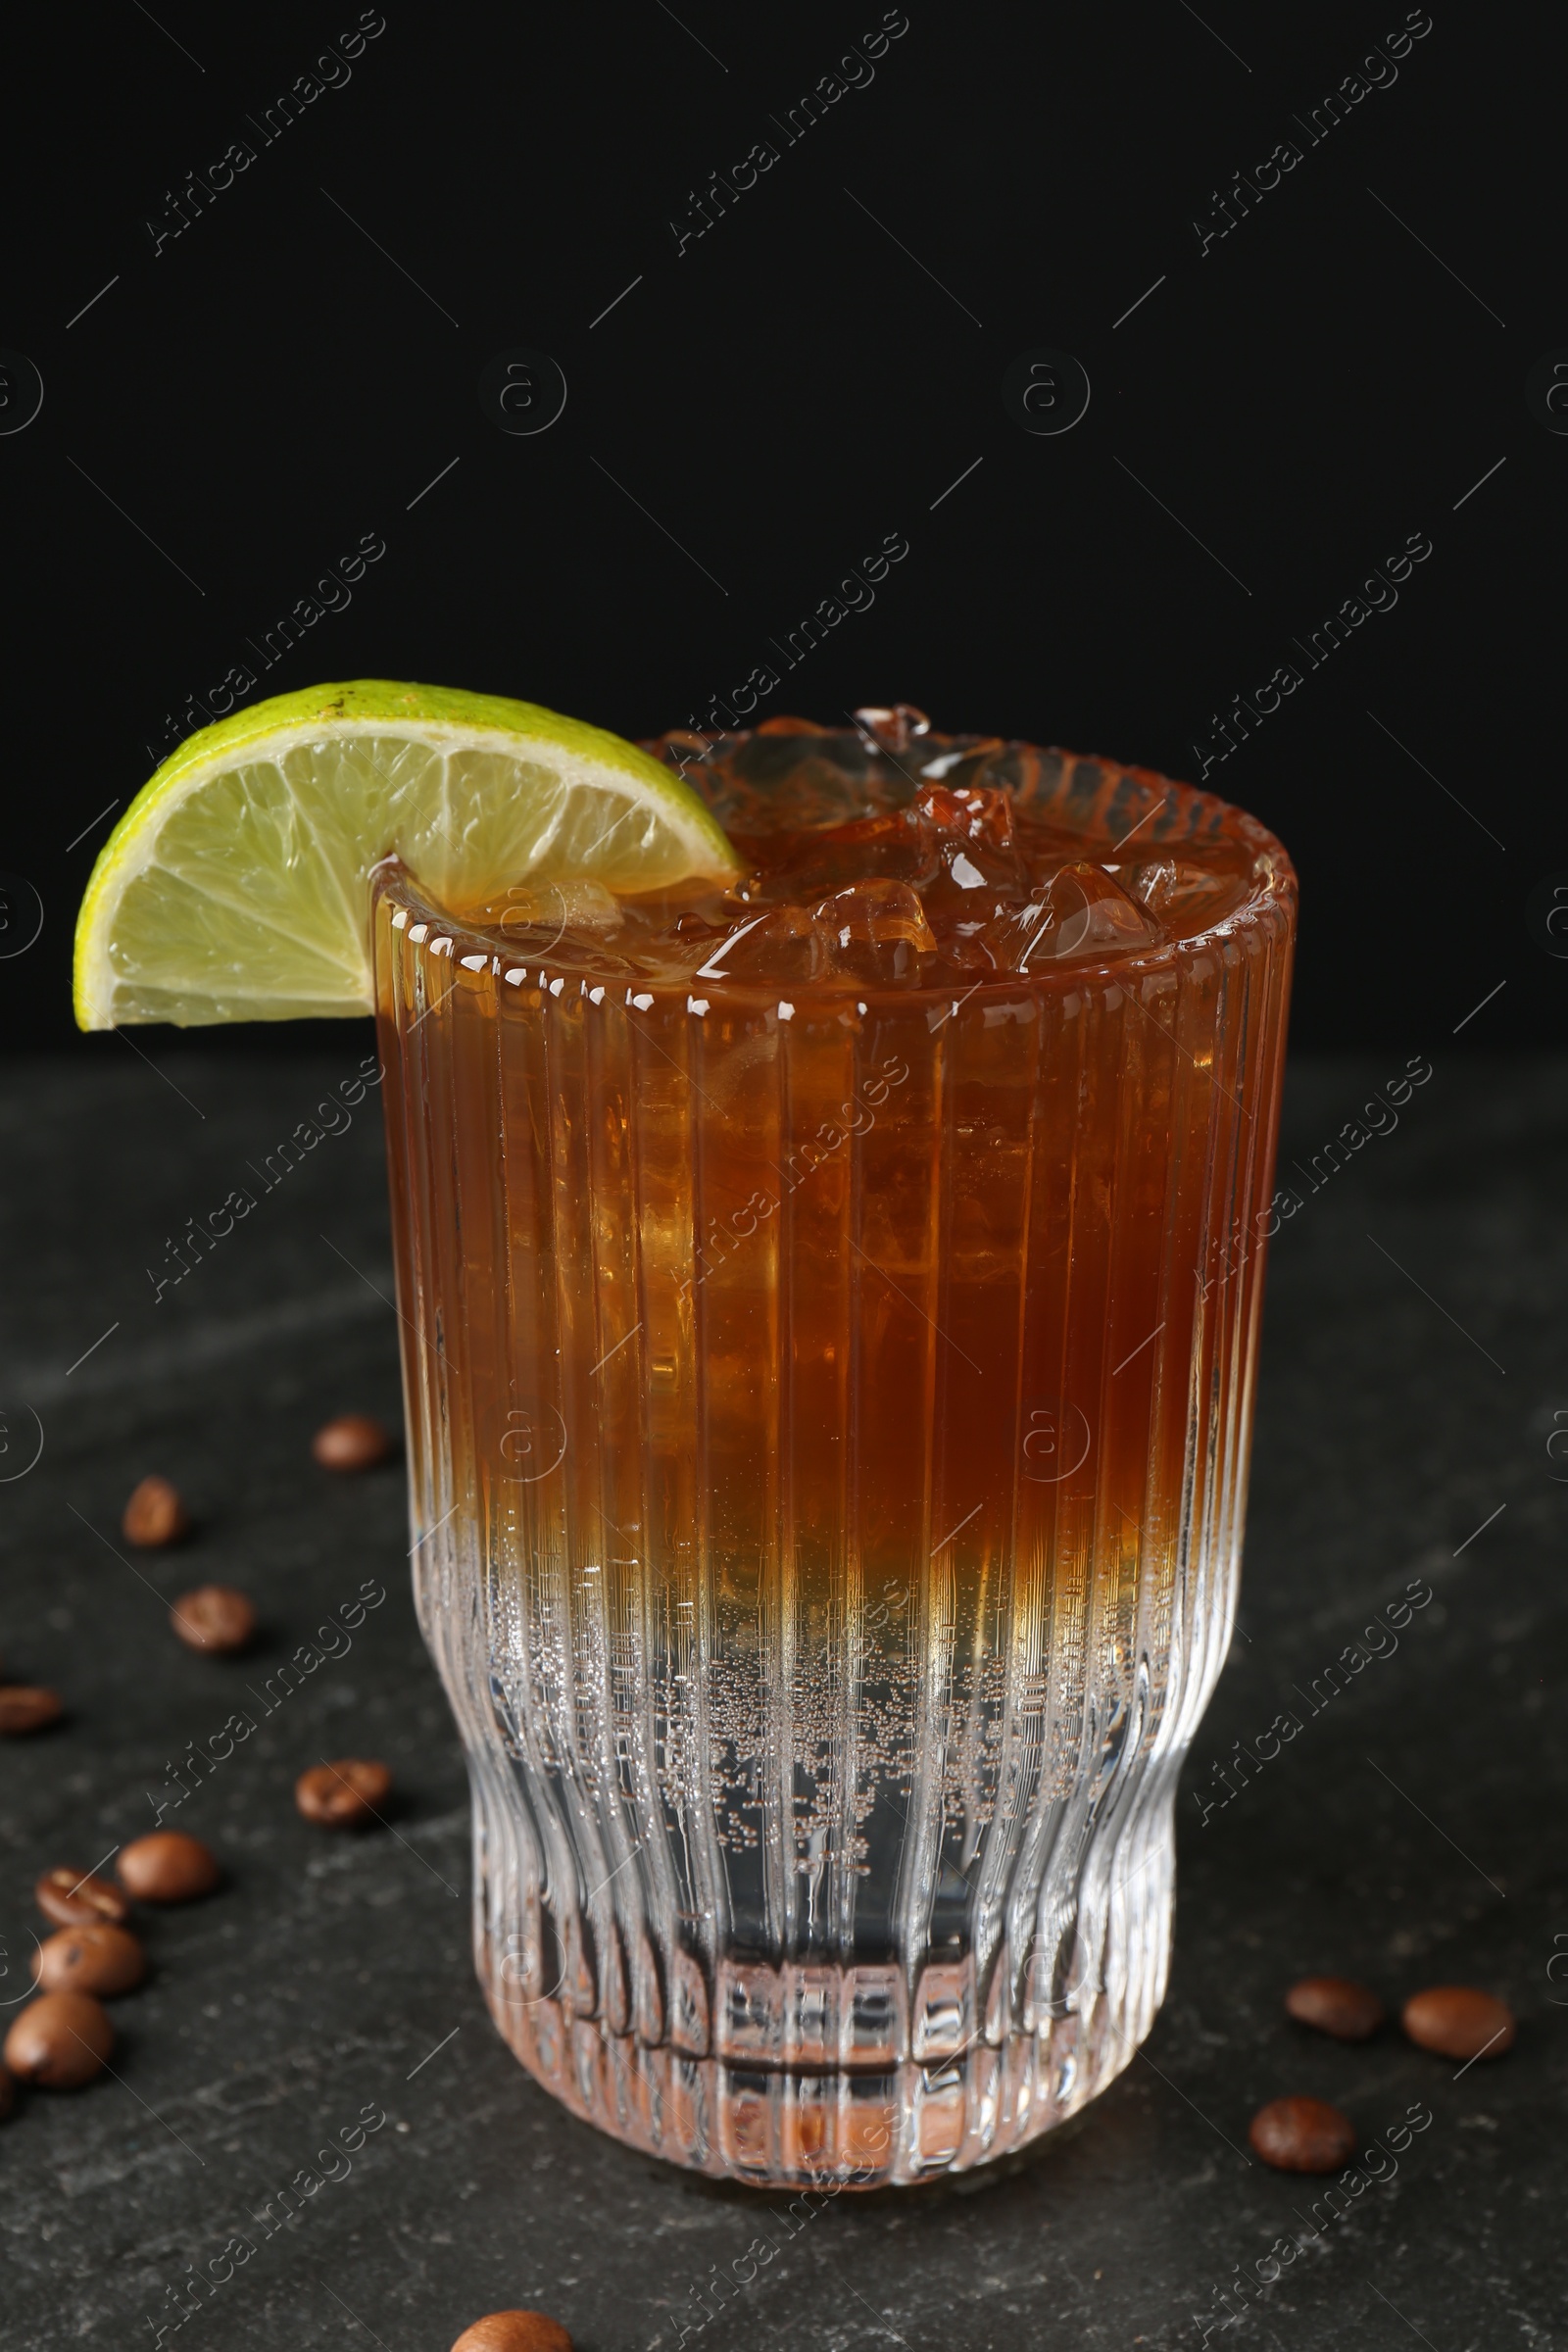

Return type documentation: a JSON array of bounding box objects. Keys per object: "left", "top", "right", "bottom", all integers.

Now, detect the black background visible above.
[{"left": 3, "top": 0, "right": 1562, "bottom": 1054}]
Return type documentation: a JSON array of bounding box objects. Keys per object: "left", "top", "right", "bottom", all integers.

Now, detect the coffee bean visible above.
[
  {"left": 312, "top": 1413, "right": 394, "bottom": 1471},
  {"left": 1248, "top": 2095, "right": 1356, "bottom": 2174},
  {"left": 4, "top": 1991, "right": 115, "bottom": 2087},
  {"left": 1284, "top": 1975, "right": 1385, "bottom": 2041},
  {"left": 295, "top": 1758, "right": 392, "bottom": 1828},
  {"left": 0, "top": 1686, "right": 63, "bottom": 1736},
  {"left": 171, "top": 1585, "right": 256, "bottom": 1654},
  {"left": 450, "top": 2314, "right": 574, "bottom": 2352},
  {"left": 32, "top": 1923, "right": 146, "bottom": 1998},
  {"left": 0, "top": 2062, "right": 15, "bottom": 2120},
  {"left": 118, "top": 1832, "right": 220, "bottom": 1903},
  {"left": 122, "top": 1475, "right": 189, "bottom": 1547},
  {"left": 1401, "top": 1984, "right": 1515, "bottom": 2062},
  {"left": 35, "top": 1867, "right": 130, "bottom": 1929}
]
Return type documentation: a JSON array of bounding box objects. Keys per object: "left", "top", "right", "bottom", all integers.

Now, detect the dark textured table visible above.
[{"left": 2, "top": 1043, "right": 1560, "bottom": 2352}]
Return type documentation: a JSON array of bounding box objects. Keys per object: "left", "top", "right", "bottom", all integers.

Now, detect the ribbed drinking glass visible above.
[{"left": 373, "top": 725, "right": 1295, "bottom": 2188}]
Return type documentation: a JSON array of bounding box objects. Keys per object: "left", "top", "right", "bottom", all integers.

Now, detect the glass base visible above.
[
  {"left": 471, "top": 1789, "right": 1175, "bottom": 2188},
  {"left": 482, "top": 1984, "right": 1158, "bottom": 2188}
]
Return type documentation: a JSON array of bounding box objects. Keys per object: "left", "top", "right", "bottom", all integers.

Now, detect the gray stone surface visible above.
[{"left": 0, "top": 1043, "right": 1560, "bottom": 2352}]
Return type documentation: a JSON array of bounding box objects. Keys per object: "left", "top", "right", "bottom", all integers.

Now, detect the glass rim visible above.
[{"left": 375, "top": 732, "right": 1297, "bottom": 1015}]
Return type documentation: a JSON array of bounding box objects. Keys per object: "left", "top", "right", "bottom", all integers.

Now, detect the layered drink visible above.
[{"left": 372, "top": 708, "right": 1296, "bottom": 2187}]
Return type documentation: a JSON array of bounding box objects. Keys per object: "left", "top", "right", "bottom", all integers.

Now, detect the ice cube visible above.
[
  {"left": 984, "top": 863, "right": 1164, "bottom": 970},
  {"left": 648, "top": 721, "right": 881, "bottom": 838},
  {"left": 724, "top": 751, "right": 875, "bottom": 837},
  {"left": 1119, "top": 858, "right": 1249, "bottom": 934},
  {"left": 815, "top": 878, "right": 936, "bottom": 949},
  {"left": 906, "top": 787, "right": 1029, "bottom": 941},
  {"left": 688, "top": 905, "right": 831, "bottom": 983},
  {"left": 927, "top": 932, "right": 999, "bottom": 981},
  {"left": 814, "top": 878, "right": 937, "bottom": 983},
  {"left": 911, "top": 782, "right": 1016, "bottom": 853},
  {"left": 749, "top": 808, "right": 940, "bottom": 902}
]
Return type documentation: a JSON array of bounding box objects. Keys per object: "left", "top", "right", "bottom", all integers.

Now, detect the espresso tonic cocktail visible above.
[
  {"left": 75, "top": 685, "right": 1293, "bottom": 2188},
  {"left": 371, "top": 709, "right": 1296, "bottom": 2187}
]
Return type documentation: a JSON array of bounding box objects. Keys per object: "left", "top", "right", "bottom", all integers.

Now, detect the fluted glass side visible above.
[{"left": 373, "top": 745, "right": 1295, "bottom": 2188}]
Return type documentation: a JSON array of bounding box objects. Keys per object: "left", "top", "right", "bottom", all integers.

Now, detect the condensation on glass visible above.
[{"left": 373, "top": 731, "right": 1296, "bottom": 2188}]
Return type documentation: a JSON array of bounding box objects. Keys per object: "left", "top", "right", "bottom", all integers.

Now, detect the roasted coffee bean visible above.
[
  {"left": 171, "top": 1585, "right": 256, "bottom": 1654},
  {"left": 450, "top": 2314, "right": 574, "bottom": 2352},
  {"left": 0, "top": 2061, "right": 15, "bottom": 2120},
  {"left": 0, "top": 1686, "right": 63, "bottom": 1736},
  {"left": 295, "top": 1758, "right": 392, "bottom": 1828},
  {"left": 312, "top": 1413, "right": 394, "bottom": 1471},
  {"left": 1284, "top": 1975, "right": 1385, "bottom": 2041},
  {"left": 1249, "top": 2095, "right": 1356, "bottom": 2174},
  {"left": 1401, "top": 1984, "right": 1515, "bottom": 2062},
  {"left": 35, "top": 1867, "right": 130, "bottom": 1929},
  {"left": 4, "top": 1991, "right": 115, "bottom": 2087},
  {"left": 122, "top": 1475, "right": 189, "bottom": 1547},
  {"left": 118, "top": 1831, "right": 220, "bottom": 1903},
  {"left": 32, "top": 1923, "right": 146, "bottom": 1998}
]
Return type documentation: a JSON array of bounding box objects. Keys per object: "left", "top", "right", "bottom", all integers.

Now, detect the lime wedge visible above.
[{"left": 74, "top": 680, "right": 738, "bottom": 1028}]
